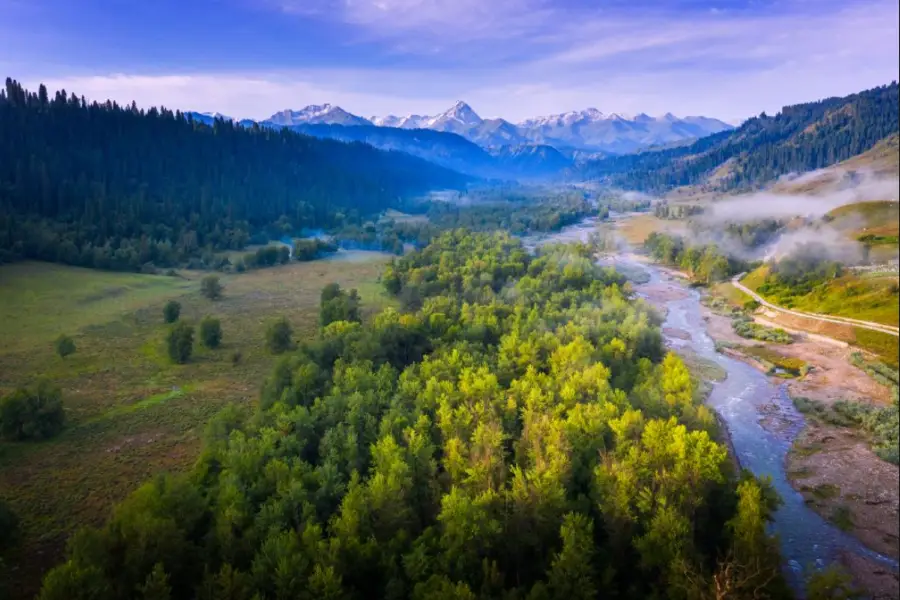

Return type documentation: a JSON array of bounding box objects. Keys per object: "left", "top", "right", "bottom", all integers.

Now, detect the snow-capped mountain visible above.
[
  {"left": 201, "top": 100, "right": 731, "bottom": 155},
  {"left": 186, "top": 111, "right": 236, "bottom": 125},
  {"left": 369, "top": 103, "right": 732, "bottom": 153},
  {"left": 515, "top": 108, "right": 733, "bottom": 153},
  {"left": 265, "top": 104, "right": 372, "bottom": 127},
  {"left": 372, "top": 102, "right": 527, "bottom": 147}
]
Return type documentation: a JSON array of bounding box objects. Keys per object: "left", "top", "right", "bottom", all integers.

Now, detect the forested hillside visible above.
[
  {"left": 582, "top": 82, "right": 899, "bottom": 191},
  {"left": 0, "top": 79, "right": 468, "bottom": 271},
  {"left": 36, "top": 231, "right": 791, "bottom": 600}
]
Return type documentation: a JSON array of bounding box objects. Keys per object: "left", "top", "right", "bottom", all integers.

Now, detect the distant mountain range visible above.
[
  {"left": 188, "top": 101, "right": 732, "bottom": 154},
  {"left": 185, "top": 101, "right": 732, "bottom": 180}
]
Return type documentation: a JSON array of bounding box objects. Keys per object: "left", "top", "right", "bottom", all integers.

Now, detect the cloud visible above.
[
  {"left": 12, "top": 0, "right": 899, "bottom": 122},
  {"left": 280, "top": 0, "right": 552, "bottom": 43}
]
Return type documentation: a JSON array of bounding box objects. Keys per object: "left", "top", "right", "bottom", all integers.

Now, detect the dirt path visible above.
[{"left": 732, "top": 274, "right": 899, "bottom": 337}]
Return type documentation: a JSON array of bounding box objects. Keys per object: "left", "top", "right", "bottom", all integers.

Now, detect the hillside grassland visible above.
[
  {"left": 0, "top": 253, "right": 394, "bottom": 600},
  {"left": 743, "top": 266, "right": 900, "bottom": 327},
  {"left": 827, "top": 201, "right": 900, "bottom": 244}
]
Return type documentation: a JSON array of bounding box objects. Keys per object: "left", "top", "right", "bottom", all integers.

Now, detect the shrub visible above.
[
  {"left": 230, "top": 350, "right": 243, "bottom": 365},
  {"left": 266, "top": 317, "right": 294, "bottom": 354},
  {"left": 163, "top": 300, "right": 181, "bottom": 323},
  {"left": 200, "top": 275, "right": 223, "bottom": 300},
  {"left": 0, "top": 381, "right": 65, "bottom": 441},
  {"left": 166, "top": 322, "right": 194, "bottom": 364},
  {"left": 199, "top": 316, "right": 222, "bottom": 349},
  {"left": 0, "top": 498, "right": 19, "bottom": 555},
  {"left": 54, "top": 334, "right": 76, "bottom": 359}
]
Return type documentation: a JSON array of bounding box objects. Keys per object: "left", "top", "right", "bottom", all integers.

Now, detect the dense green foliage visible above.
[
  {"left": 293, "top": 239, "right": 339, "bottom": 261},
  {"left": 236, "top": 246, "right": 291, "bottom": 271},
  {"left": 731, "top": 316, "right": 793, "bottom": 344},
  {"left": 54, "top": 334, "right": 76, "bottom": 358},
  {"left": 0, "top": 498, "right": 19, "bottom": 560},
  {"left": 330, "top": 193, "right": 601, "bottom": 256},
  {"left": 644, "top": 232, "right": 743, "bottom": 284},
  {"left": 37, "top": 231, "right": 791, "bottom": 600},
  {"left": 583, "top": 83, "right": 899, "bottom": 191},
  {"left": 426, "top": 195, "right": 601, "bottom": 235},
  {"left": 163, "top": 300, "right": 182, "bottom": 324},
  {"left": 166, "top": 322, "right": 194, "bottom": 364},
  {"left": 0, "top": 381, "right": 65, "bottom": 441},
  {"left": 320, "top": 283, "right": 362, "bottom": 328},
  {"left": 265, "top": 317, "right": 295, "bottom": 354},
  {"left": 200, "top": 276, "right": 223, "bottom": 301},
  {"left": 200, "top": 317, "right": 223, "bottom": 350},
  {"left": 0, "top": 79, "right": 467, "bottom": 271}
]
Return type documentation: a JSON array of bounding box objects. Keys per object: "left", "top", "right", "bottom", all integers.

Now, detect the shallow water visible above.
[{"left": 535, "top": 219, "right": 899, "bottom": 590}]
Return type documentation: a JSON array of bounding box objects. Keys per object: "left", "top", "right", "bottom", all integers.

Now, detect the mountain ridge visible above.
[
  {"left": 249, "top": 101, "right": 733, "bottom": 153},
  {"left": 580, "top": 82, "right": 900, "bottom": 192}
]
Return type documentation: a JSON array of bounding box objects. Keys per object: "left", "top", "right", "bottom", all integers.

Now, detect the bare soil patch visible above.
[{"left": 788, "top": 423, "right": 900, "bottom": 560}]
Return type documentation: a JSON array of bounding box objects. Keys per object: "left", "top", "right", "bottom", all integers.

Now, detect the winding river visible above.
[{"left": 528, "top": 217, "right": 899, "bottom": 592}]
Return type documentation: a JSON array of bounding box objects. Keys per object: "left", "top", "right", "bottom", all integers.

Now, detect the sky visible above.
[{"left": 2, "top": 0, "right": 898, "bottom": 123}]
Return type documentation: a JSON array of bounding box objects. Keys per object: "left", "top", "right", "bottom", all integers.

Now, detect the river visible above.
[{"left": 528, "top": 217, "right": 899, "bottom": 592}]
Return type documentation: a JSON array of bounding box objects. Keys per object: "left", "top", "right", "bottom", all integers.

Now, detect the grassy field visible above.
[
  {"left": 616, "top": 214, "right": 679, "bottom": 246},
  {"left": 710, "top": 281, "right": 753, "bottom": 308},
  {"left": 742, "top": 266, "right": 900, "bottom": 327},
  {"left": 0, "top": 253, "right": 394, "bottom": 599}
]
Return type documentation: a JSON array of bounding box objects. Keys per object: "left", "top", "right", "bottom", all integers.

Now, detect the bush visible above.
[
  {"left": 230, "top": 350, "right": 243, "bottom": 365},
  {"left": 0, "top": 381, "right": 65, "bottom": 441},
  {"left": 163, "top": 300, "right": 181, "bottom": 323},
  {"left": 199, "top": 316, "right": 222, "bottom": 349},
  {"left": 793, "top": 396, "right": 899, "bottom": 465},
  {"left": 265, "top": 317, "right": 294, "bottom": 354},
  {"left": 200, "top": 275, "right": 223, "bottom": 300},
  {"left": 166, "top": 322, "right": 194, "bottom": 364},
  {"left": 732, "top": 316, "right": 793, "bottom": 344},
  {"left": 54, "top": 334, "right": 76, "bottom": 358},
  {"left": 0, "top": 498, "right": 19, "bottom": 555}
]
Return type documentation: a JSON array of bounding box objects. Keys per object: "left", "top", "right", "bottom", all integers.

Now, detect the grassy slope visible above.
[
  {"left": 742, "top": 266, "right": 899, "bottom": 365},
  {"left": 0, "top": 253, "right": 394, "bottom": 599},
  {"left": 827, "top": 201, "right": 900, "bottom": 243}
]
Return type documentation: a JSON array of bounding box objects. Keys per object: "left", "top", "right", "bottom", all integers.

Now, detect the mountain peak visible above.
[{"left": 266, "top": 104, "right": 371, "bottom": 127}]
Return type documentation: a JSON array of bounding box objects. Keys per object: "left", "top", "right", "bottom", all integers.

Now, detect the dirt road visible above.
[{"left": 732, "top": 274, "right": 899, "bottom": 337}]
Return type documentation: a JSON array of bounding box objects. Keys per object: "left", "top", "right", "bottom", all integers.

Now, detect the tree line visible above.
[
  {"left": 644, "top": 232, "right": 746, "bottom": 284},
  {"left": 0, "top": 79, "right": 468, "bottom": 272},
  {"left": 37, "top": 231, "right": 793, "bottom": 600}
]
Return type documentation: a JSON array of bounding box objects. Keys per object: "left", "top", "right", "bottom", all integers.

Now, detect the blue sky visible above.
[{"left": 2, "top": 0, "right": 898, "bottom": 122}]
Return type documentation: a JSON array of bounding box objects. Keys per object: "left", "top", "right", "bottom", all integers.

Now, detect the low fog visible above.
[
  {"left": 701, "top": 169, "right": 900, "bottom": 223},
  {"left": 681, "top": 168, "right": 898, "bottom": 266}
]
